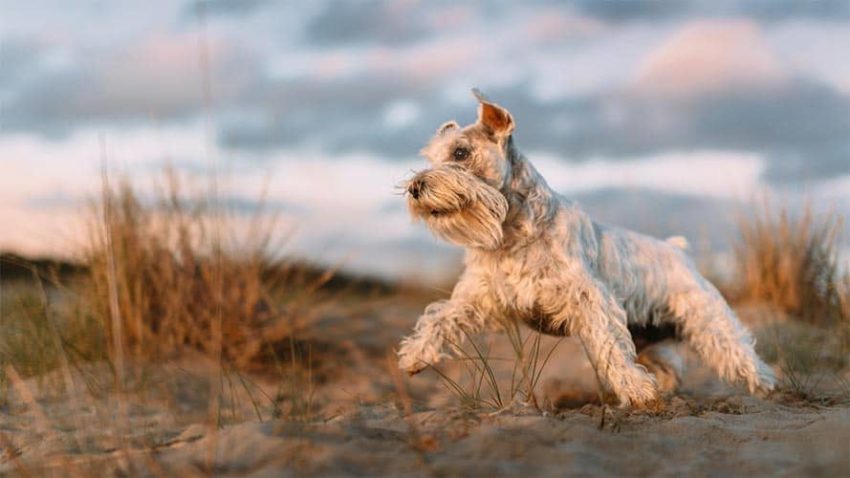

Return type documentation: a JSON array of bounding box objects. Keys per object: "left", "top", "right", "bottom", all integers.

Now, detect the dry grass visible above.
[
  {"left": 430, "top": 323, "right": 562, "bottom": 411},
  {"left": 753, "top": 314, "right": 850, "bottom": 402},
  {"left": 0, "top": 169, "right": 343, "bottom": 474},
  {"left": 0, "top": 169, "right": 343, "bottom": 417},
  {"left": 0, "top": 280, "right": 106, "bottom": 404},
  {"left": 727, "top": 199, "right": 850, "bottom": 400},
  {"left": 82, "top": 170, "right": 320, "bottom": 369},
  {"left": 732, "top": 200, "right": 848, "bottom": 326}
]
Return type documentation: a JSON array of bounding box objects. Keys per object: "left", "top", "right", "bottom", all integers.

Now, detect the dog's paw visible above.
[
  {"left": 616, "top": 369, "right": 660, "bottom": 408},
  {"left": 398, "top": 353, "right": 428, "bottom": 376},
  {"left": 750, "top": 361, "right": 778, "bottom": 398},
  {"left": 397, "top": 339, "right": 442, "bottom": 376},
  {"left": 624, "top": 388, "right": 660, "bottom": 409}
]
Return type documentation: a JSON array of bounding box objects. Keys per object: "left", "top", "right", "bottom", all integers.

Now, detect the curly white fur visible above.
[{"left": 397, "top": 91, "right": 776, "bottom": 407}]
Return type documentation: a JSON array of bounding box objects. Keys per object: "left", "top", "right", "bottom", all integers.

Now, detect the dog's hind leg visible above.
[
  {"left": 666, "top": 282, "right": 775, "bottom": 395},
  {"left": 636, "top": 341, "right": 684, "bottom": 396},
  {"left": 628, "top": 323, "right": 684, "bottom": 396}
]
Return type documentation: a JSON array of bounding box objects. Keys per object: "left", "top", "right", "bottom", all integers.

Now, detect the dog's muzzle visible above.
[
  {"left": 406, "top": 168, "right": 472, "bottom": 217},
  {"left": 405, "top": 167, "right": 509, "bottom": 250}
]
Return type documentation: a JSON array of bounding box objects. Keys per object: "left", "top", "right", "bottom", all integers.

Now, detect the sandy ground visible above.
[{"left": 1, "top": 294, "right": 849, "bottom": 477}]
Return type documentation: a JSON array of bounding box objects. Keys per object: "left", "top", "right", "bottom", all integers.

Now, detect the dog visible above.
[{"left": 397, "top": 90, "right": 776, "bottom": 407}]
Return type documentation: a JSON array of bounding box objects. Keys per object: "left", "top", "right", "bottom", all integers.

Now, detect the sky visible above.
[{"left": 1, "top": 1, "right": 849, "bottom": 282}]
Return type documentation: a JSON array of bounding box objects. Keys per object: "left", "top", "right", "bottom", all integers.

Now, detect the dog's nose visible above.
[{"left": 408, "top": 179, "right": 424, "bottom": 200}]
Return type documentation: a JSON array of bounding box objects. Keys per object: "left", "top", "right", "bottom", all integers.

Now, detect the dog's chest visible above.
[
  {"left": 486, "top": 255, "right": 546, "bottom": 317},
  {"left": 480, "top": 249, "right": 570, "bottom": 336}
]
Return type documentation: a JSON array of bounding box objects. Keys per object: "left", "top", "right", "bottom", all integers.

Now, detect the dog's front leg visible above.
[
  {"left": 546, "top": 275, "right": 658, "bottom": 407},
  {"left": 397, "top": 273, "right": 495, "bottom": 375}
]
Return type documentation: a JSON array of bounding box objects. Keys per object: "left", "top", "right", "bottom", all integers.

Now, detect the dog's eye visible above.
[{"left": 452, "top": 147, "right": 470, "bottom": 161}]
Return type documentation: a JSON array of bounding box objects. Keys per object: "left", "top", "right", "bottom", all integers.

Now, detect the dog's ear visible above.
[
  {"left": 437, "top": 121, "right": 459, "bottom": 135},
  {"left": 472, "top": 88, "right": 514, "bottom": 139}
]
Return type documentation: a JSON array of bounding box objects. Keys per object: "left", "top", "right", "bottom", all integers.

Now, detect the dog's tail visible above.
[{"left": 665, "top": 235, "right": 689, "bottom": 251}]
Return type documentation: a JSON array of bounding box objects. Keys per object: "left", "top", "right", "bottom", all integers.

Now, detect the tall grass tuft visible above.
[
  {"left": 83, "top": 170, "right": 295, "bottom": 369},
  {"left": 733, "top": 200, "right": 848, "bottom": 327},
  {"left": 730, "top": 200, "right": 849, "bottom": 399}
]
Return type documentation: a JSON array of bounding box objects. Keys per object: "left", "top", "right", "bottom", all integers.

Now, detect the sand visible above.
[{"left": 1, "top": 297, "right": 848, "bottom": 476}]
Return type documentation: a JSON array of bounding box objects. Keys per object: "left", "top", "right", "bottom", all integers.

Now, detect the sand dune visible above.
[{"left": 2, "top": 298, "right": 848, "bottom": 477}]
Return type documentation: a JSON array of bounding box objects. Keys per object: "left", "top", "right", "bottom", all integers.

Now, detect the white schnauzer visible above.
[{"left": 397, "top": 90, "right": 776, "bottom": 407}]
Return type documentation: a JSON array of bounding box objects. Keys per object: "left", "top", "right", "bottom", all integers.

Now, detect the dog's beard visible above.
[{"left": 408, "top": 167, "right": 508, "bottom": 250}]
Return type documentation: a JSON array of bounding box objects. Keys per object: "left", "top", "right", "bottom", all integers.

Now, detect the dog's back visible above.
[{"left": 590, "top": 221, "right": 702, "bottom": 323}]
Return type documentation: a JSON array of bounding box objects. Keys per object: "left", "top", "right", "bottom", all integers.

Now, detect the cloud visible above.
[
  {"left": 216, "top": 72, "right": 466, "bottom": 157},
  {"left": 187, "top": 0, "right": 270, "bottom": 18},
  {"left": 203, "top": 12, "right": 846, "bottom": 182},
  {"left": 767, "top": 22, "right": 850, "bottom": 96},
  {"left": 733, "top": 1, "right": 850, "bottom": 22},
  {"left": 633, "top": 20, "right": 787, "bottom": 98},
  {"left": 573, "top": 0, "right": 850, "bottom": 22},
  {"left": 5, "top": 2, "right": 844, "bottom": 189},
  {"left": 534, "top": 150, "right": 764, "bottom": 199},
  {"left": 572, "top": 1, "right": 690, "bottom": 22},
  {"left": 479, "top": 75, "right": 850, "bottom": 183},
  {"left": 303, "top": 1, "right": 430, "bottom": 46},
  {"left": 213, "top": 69, "right": 849, "bottom": 183},
  {"left": 574, "top": 187, "right": 736, "bottom": 247},
  {"left": 2, "top": 33, "right": 258, "bottom": 135},
  {"left": 0, "top": 38, "right": 44, "bottom": 87}
]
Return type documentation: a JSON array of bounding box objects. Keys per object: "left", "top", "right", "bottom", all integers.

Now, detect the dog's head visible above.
[{"left": 406, "top": 90, "right": 515, "bottom": 250}]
